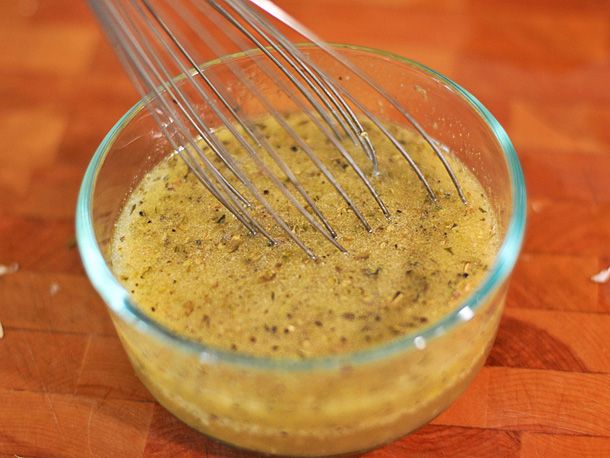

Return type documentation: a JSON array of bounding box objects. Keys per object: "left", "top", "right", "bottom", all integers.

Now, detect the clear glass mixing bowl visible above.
[{"left": 76, "top": 44, "right": 526, "bottom": 456}]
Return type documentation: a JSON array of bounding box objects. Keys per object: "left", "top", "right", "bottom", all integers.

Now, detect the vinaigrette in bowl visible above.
[{"left": 77, "top": 44, "right": 525, "bottom": 456}]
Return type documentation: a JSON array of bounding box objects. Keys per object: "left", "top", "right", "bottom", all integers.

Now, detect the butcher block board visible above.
[{"left": 1, "top": 0, "right": 609, "bottom": 456}]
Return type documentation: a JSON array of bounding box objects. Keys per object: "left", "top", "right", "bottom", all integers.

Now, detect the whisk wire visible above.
[
  {"left": 177, "top": 0, "right": 389, "bottom": 220},
  {"left": 240, "top": 6, "right": 438, "bottom": 201},
  {"left": 141, "top": 0, "right": 350, "bottom": 246},
  {"left": 135, "top": 0, "right": 347, "bottom": 257},
  {"left": 113, "top": 0, "right": 273, "bottom": 240},
  {"left": 223, "top": 0, "right": 380, "bottom": 173},
  {"left": 249, "top": 0, "right": 468, "bottom": 203},
  {"left": 207, "top": 1, "right": 367, "bottom": 156},
  {"left": 90, "top": 0, "right": 467, "bottom": 258}
]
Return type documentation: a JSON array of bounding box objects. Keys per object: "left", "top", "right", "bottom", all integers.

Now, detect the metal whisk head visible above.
[{"left": 90, "top": 0, "right": 466, "bottom": 259}]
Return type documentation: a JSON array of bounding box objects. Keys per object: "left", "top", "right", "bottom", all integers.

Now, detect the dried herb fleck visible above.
[{"left": 363, "top": 267, "right": 382, "bottom": 277}]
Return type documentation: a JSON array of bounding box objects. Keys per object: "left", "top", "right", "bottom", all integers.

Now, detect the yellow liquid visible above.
[
  {"left": 112, "top": 113, "right": 498, "bottom": 357},
  {"left": 109, "top": 113, "right": 502, "bottom": 455}
]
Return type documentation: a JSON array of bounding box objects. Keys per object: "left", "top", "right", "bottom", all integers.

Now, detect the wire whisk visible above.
[{"left": 89, "top": 0, "right": 466, "bottom": 259}]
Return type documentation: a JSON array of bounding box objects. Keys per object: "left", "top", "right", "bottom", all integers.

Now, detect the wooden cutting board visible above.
[{"left": 1, "top": 0, "right": 609, "bottom": 456}]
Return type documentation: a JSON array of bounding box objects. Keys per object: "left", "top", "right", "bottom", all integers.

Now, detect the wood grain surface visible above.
[{"left": 1, "top": 0, "right": 610, "bottom": 456}]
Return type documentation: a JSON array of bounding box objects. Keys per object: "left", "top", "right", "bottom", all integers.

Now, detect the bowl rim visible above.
[{"left": 76, "top": 43, "right": 527, "bottom": 371}]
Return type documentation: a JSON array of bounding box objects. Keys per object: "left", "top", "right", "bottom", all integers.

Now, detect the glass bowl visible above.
[{"left": 76, "top": 44, "right": 526, "bottom": 456}]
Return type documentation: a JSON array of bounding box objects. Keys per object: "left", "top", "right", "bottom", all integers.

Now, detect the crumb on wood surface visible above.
[
  {"left": 49, "top": 281, "right": 61, "bottom": 296},
  {"left": 591, "top": 266, "right": 610, "bottom": 284},
  {"left": 0, "top": 262, "right": 19, "bottom": 277}
]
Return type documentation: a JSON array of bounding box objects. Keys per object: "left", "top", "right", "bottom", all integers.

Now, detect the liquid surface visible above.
[{"left": 111, "top": 114, "right": 498, "bottom": 358}]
